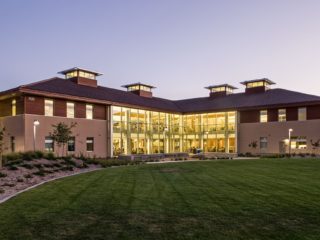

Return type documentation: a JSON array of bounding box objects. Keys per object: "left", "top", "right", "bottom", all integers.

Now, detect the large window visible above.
[
  {"left": 67, "top": 102, "right": 75, "bottom": 118},
  {"left": 260, "top": 110, "right": 268, "bottom": 123},
  {"left": 45, "top": 137, "right": 54, "bottom": 152},
  {"left": 111, "top": 106, "right": 237, "bottom": 156},
  {"left": 86, "top": 104, "right": 93, "bottom": 119},
  {"left": 290, "top": 137, "right": 307, "bottom": 149},
  {"left": 278, "top": 109, "right": 286, "bottom": 122},
  {"left": 45, "top": 99, "right": 54, "bottom": 116},
  {"left": 86, "top": 137, "right": 94, "bottom": 152},
  {"left": 68, "top": 137, "right": 75, "bottom": 152},
  {"left": 298, "top": 107, "right": 306, "bottom": 121},
  {"left": 11, "top": 99, "right": 16, "bottom": 116}
]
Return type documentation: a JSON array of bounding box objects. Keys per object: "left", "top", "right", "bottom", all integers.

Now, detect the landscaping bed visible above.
[{"left": 0, "top": 156, "right": 101, "bottom": 201}]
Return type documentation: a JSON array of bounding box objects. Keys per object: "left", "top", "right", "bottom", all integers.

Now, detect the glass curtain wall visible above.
[{"left": 112, "top": 106, "right": 236, "bottom": 156}]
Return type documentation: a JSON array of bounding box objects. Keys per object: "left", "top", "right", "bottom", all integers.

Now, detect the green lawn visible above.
[{"left": 0, "top": 159, "right": 320, "bottom": 240}]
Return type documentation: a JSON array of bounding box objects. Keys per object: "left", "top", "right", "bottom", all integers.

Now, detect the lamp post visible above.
[
  {"left": 288, "top": 128, "right": 293, "bottom": 156},
  {"left": 33, "top": 120, "right": 40, "bottom": 151}
]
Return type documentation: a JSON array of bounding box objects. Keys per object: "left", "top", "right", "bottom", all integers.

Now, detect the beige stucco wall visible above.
[
  {"left": 238, "top": 120, "right": 320, "bottom": 154},
  {"left": 24, "top": 115, "right": 108, "bottom": 158},
  {"left": 0, "top": 115, "right": 25, "bottom": 154}
]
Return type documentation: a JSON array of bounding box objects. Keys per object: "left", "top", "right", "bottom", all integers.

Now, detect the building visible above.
[{"left": 1, "top": 67, "right": 320, "bottom": 157}]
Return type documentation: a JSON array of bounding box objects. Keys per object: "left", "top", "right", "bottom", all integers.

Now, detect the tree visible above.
[
  {"left": 0, "top": 127, "right": 5, "bottom": 168},
  {"left": 310, "top": 139, "right": 320, "bottom": 155},
  {"left": 50, "top": 122, "right": 77, "bottom": 157}
]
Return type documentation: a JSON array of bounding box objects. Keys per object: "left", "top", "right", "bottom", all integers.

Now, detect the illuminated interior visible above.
[
  {"left": 124, "top": 83, "right": 153, "bottom": 92},
  {"left": 65, "top": 70, "right": 96, "bottom": 80},
  {"left": 112, "top": 106, "right": 236, "bottom": 156}
]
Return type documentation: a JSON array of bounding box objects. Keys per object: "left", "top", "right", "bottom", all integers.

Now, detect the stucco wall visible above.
[
  {"left": 238, "top": 120, "right": 320, "bottom": 154},
  {"left": 0, "top": 115, "right": 25, "bottom": 153},
  {"left": 24, "top": 115, "right": 108, "bottom": 158}
]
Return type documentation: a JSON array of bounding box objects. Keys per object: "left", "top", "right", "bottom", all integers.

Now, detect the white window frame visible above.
[
  {"left": 44, "top": 99, "right": 54, "bottom": 117},
  {"left": 298, "top": 107, "right": 307, "bottom": 121},
  {"left": 260, "top": 110, "right": 268, "bottom": 123},
  {"left": 278, "top": 109, "right": 286, "bottom": 122},
  {"left": 86, "top": 104, "right": 93, "bottom": 119},
  {"left": 67, "top": 102, "right": 75, "bottom": 118}
]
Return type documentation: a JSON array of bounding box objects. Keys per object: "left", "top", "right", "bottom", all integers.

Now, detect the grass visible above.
[{"left": 0, "top": 158, "right": 320, "bottom": 240}]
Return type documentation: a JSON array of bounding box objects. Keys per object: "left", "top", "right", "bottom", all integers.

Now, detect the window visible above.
[
  {"left": 45, "top": 99, "right": 54, "bottom": 116},
  {"left": 260, "top": 110, "right": 268, "bottom": 123},
  {"left": 290, "top": 137, "right": 307, "bottom": 149},
  {"left": 86, "top": 137, "right": 94, "bottom": 152},
  {"left": 11, "top": 99, "right": 16, "bottom": 116},
  {"left": 66, "top": 71, "right": 78, "bottom": 79},
  {"left": 68, "top": 137, "right": 75, "bottom": 152},
  {"left": 67, "top": 102, "right": 75, "bottom": 118},
  {"left": 86, "top": 104, "right": 93, "bottom": 119},
  {"left": 45, "top": 137, "right": 54, "bottom": 152},
  {"left": 11, "top": 136, "right": 15, "bottom": 152},
  {"left": 260, "top": 137, "right": 268, "bottom": 149},
  {"left": 247, "top": 81, "right": 265, "bottom": 88},
  {"left": 298, "top": 107, "right": 306, "bottom": 121},
  {"left": 278, "top": 109, "right": 286, "bottom": 122}
]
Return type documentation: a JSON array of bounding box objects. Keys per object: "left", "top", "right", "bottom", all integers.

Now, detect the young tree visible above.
[
  {"left": 0, "top": 127, "right": 5, "bottom": 168},
  {"left": 50, "top": 122, "right": 77, "bottom": 157}
]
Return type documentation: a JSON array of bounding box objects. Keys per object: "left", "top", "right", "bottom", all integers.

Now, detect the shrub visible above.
[
  {"left": 20, "top": 163, "right": 34, "bottom": 170},
  {"left": 53, "top": 163, "right": 62, "bottom": 168},
  {"left": 2, "top": 183, "right": 15, "bottom": 187},
  {"left": 63, "top": 159, "right": 77, "bottom": 166},
  {"left": 33, "top": 170, "right": 46, "bottom": 176},
  {"left": 60, "top": 166, "right": 74, "bottom": 171},
  {"left": 79, "top": 163, "right": 89, "bottom": 169},
  {"left": 61, "top": 155, "right": 72, "bottom": 161},
  {"left": 3, "top": 152, "right": 22, "bottom": 162},
  {"left": 33, "top": 164, "right": 43, "bottom": 169},
  {"left": 22, "top": 151, "right": 35, "bottom": 161},
  {"left": 245, "top": 152, "right": 253, "bottom": 157},
  {"left": 44, "top": 152, "right": 56, "bottom": 160},
  {"left": 17, "top": 178, "right": 24, "bottom": 183},
  {"left": 43, "top": 163, "right": 53, "bottom": 168},
  {"left": 79, "top": 153, "right": 88, "bottom": 161},
  {"left": 34, "top": 151, "right": 44, "bottom": 159},
  {"left": 5, "top": 159, "right": 22, "bottom": 166},
  {"left": 8, "top": 165, "right": 18, "bottom": 171},
  {"left": 0, "top": 172, "right": 7, "bottom": 178}
]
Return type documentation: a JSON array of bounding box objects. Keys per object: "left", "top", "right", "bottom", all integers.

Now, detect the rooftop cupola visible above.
[
  {"left": 122, "top": 82, "right": 155, "bottom": 98},
  {"left": 241, "top": 78, "right": 275, "bottom": 94},
  {"left": 205, "top": 84, "right": 237, "bottom": 98},
  {"left": 58, "top": 67, "right": 103, "bottom": 88}
]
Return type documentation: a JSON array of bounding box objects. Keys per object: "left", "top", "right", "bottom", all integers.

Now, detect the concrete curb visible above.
[{"left": 0, "top": 168, "right": 103, "bottom": 205}]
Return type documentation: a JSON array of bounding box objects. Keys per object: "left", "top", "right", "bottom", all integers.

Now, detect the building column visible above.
[{"left": 106, "top": 106, "right": 113, "bottom": 158}]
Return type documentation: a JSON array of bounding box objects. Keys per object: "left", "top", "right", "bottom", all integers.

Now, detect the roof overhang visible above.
[
  {"left": 240, "top": 78, "right": 275, "bottom": 85},
  {"left": 58, "top": 67, "right": 103, "bottom": 76}
]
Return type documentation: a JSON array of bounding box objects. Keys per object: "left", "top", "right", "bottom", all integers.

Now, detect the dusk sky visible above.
[{"left": 1, "top": 0, "right": 320, "bottom": 99}]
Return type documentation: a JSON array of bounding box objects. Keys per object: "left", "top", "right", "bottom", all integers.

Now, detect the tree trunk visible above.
[{"left": 0, "top": 154, "right": 2, "bottom": 168}]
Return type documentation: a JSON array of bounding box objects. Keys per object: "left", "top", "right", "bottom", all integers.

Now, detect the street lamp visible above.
[
  {"left": 33, "top": 120, "right": 40, "bottom": 151},
  {"left": 288, "top": 128, "right": 293, "bottom": 156}
]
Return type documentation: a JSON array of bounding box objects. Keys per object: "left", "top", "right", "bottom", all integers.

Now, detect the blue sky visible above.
[{"left": 1, "top": 0, "right": 320, "bottom": 99}]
